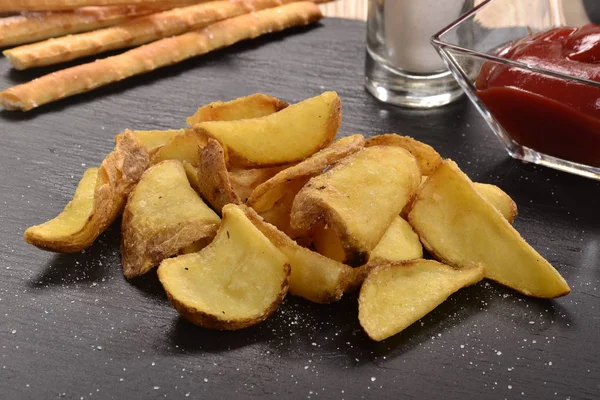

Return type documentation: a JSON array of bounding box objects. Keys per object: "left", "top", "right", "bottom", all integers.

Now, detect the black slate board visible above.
[{"left": 1, "top": 18, "right": 599, "bottom": 400}]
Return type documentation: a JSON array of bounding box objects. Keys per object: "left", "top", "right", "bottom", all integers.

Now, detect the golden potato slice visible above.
[
  {"left": 150, "top": 128, "right": 207, "bottom": 166},
  {"left": 408, "top": 160, "right": 570, "bottom": 298},
  {"left": 247, "top": 134, "right": 365, "bottom": 213},
  {"left": 365, "top": 134, "right": 442, "bottom": 175},
  {"left": 359, "top": 260, "right": 484, "bottom": 341},
  {"left": 473, "top": 182, "right": 518, "bottom": 224},
  {"left": 157, "top": 204, "right": 290, "bottom": 330},
  {"left": 241, "top": 205, "right": 352, "bottom": 304},
  {"left": 141, "top": 94, "right": 289, "bottom": 162},
  {"left": 186, "top": 93, "right": 288, "bottom": 125},
  {"left": 25, "top": 130, "right": 149, "bottom": 252},
  {"left": 24, "top": 168, "right": 100, "bottom": 252},
  {"left": 401, "top": 178, "right": 518, "bottom": 224},
  {"left": 128, "top": 129, "right": 185, "bottom": 155},
  {"left": 193, "top": 91, "right": 341, "bottom": 168},
  {"left": 195, "top": 138, "right": 241, "bottom": 213},
  {"left": 121, "top": 160, "right": 220, "bottom": 278},
  {"left": 229, "top": 165, "right": 289, "bottom": 203},
  {"left": 347, "top": 216, "right": 424, "bottom": 289},
  {"left": 369, "top": 216, "right": 423, "bottom": 262},
  {"left": 291, "top": 146, "right": 421, "bottom": 266}
]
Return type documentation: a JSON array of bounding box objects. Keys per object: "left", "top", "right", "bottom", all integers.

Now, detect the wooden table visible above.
[
  {"left": 0, "top": 16, "right": 599, "bottom": 400},
  {"left": 321, "top": 0, "right": 367, "bottom": 20},
  {"left": 320, "top": 0, "right": 597, "bottom": 25}
]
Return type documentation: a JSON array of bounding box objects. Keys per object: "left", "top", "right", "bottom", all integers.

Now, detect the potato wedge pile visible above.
[{"left": 25, "top": 91, "right": 570, "bottom": 340}]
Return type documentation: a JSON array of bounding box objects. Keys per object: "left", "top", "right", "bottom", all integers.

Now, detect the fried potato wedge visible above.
[
  {"left": 100, "top": 129, "right": 151, "bottom": 221},
  {"left": 242, "top": 205, "right": 352, "bottom": 304},
  {"left": 195, "top": 138, "right": 241, "bottom": 213},
  {"left": 24, "top": 168, "right": 101, "bottom": 253},
  {"left": 128, "top": 129, "right": 185, "bottom": 155},
  {"left": 401, "top": 179, "right": 518, "bottom": 224},
  {"left": 142, "top": 94, "right": 290, "bottom": 163},
  {"left": 291, "top": 146, "right": 421, "bottom": 266},
  {"left": 157, "top": 204, "right": 290, "bottom": 330},
  {"left": 369, "top": 216, "right": 423, "bottom": 263},
  {"left": 473, "top": 182, "right": 518, "bottom": 224},
  {"left": 24, "top": 130, "right": 149, "bottom": 252},
  {"left": 229, "top": 165, "right": 288, "bottom": 203},
  {"left": 248, "top": 134, "right": 365, "bottom": 213},
  {"left": 359, "top": 260, "right": 484, "bottom": 341},
  {"left": 193, "top": 91, "right": 341, "bottom": 168},
  {"left": 186, "top": 93, "right": 288, "bottom": 125},
  {"left": 121, "top": 160, "right": 220, "bottom": 278},
  {"left": 345, "top": 216, "right": 424, "bottom": 290},
  {"left": 365, "top": 134, "right": 442, "bottom": 175},
  {"left": 408, "top": 160, "right": 570, "bottom": 298},
  {"left": 150, "top": 128, "right": 207, "bottom": 166}
]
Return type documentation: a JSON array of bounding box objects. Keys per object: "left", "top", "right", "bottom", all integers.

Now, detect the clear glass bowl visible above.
[{"left": 431, "top": 0, "right": 600, "bottom": 180}]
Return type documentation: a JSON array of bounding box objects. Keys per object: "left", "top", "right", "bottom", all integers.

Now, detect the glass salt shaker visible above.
[{"left": 365, "top": 0, "right": 473, "bottom": 108}]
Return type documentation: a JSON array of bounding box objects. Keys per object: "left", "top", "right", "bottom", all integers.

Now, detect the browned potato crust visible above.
[{"left": 195, "top": 138, "right": 241, "bottom": 213}]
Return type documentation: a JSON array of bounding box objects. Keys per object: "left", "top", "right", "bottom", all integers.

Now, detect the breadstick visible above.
[
  {"left": 0, "top": 2, "right": 323, "bottom": 111},
  {"left": 5, "top": 0, "right": 316, "bottom": 69},
  {"left": 0, "top": 7, "right": 147, "bottom": 48},
  {"left": 0, "top": 0, "right": 203, "bottom": 12},
  {"left": 0, "top": 1, "right": 210, "bottom": 47}
]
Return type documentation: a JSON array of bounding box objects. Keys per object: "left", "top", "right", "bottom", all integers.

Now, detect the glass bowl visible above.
[{"left": 431, "top": 0, "right": 600, "bottom": 180}]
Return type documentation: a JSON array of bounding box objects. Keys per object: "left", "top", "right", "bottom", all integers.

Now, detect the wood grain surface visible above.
[
  {"left": 321, "top": 0, "right": 598, "bottom": 25},
  {"left": 0, "top": 17, "right": 599, "bottom": 400},
  {"left": 321, "top": 0, "right": 367, "bottom": 20}
]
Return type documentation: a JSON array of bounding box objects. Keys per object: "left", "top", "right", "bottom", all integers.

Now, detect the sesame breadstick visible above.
[
  {"left": 0, "top": 2, "right": 323, "bottom": 111},
  {"left": 0, "top": 1, "right": 210, "bottom": 47},
  {"left": 4, "top": 0, "right": 319, "bottom": 70}
]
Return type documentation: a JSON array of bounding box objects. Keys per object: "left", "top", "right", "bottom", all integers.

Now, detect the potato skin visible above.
[{"left": 24, "top": 129, "right": 149, "bottom": 253}]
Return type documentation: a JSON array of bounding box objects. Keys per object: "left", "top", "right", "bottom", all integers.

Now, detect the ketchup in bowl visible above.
[{"left": 475, "top": 24, "right": 600, "bottom": 168}]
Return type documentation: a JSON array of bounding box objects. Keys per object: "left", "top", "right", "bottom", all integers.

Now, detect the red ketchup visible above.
[{"left": 475, "top": 24, "right": 600, "bottom": 168}]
